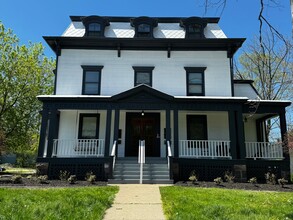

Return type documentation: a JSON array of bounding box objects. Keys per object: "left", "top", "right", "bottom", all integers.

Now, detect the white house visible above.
[{"left": 37, "top": 15, "right": 291, "bottom": 183}]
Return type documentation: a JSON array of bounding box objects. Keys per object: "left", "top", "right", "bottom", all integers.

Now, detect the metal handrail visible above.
[
  {"left": 111, "top": 141, "right": 117, "bottom": 170},
  {"left": 138, "top": 140, "right": 145, "bottom": 184},
  {"left": 167, "top": 140, "right": 172, "bottom": 169}
]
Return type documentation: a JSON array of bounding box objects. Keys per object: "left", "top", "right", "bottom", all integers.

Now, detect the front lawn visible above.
[
  {"left": 0, "top": 186, "right": 118, "bottom": 219},
  {"left": 160, "top": 186, "right": 293, "bottom": 220}
]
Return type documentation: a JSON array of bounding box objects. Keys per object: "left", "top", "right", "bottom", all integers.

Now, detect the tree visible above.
[
  {"left": 0, "top": 22, "right": 55, "bottom": 165},
  {"left": 235, "top": 33, "right": 293, "bottom": 139}
]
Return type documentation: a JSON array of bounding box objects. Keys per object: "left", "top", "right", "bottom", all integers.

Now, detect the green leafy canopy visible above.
[{"left": 0, "top": 22, "right": 55, "bottom": 162}]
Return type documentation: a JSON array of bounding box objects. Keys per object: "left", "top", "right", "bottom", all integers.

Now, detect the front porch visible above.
[{"left": 37, "top": 85, "right": 291, "bottom": 182}]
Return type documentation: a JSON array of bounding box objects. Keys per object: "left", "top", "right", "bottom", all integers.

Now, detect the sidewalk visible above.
[{"left": 103, "top": 184, "right": 167, "bottom": 220}]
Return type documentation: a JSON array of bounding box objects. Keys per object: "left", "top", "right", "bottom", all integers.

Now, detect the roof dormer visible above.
[
  {"left": 82, "top": 16, "right": 110, "bottom": 37},
  {"left": 131, "top": 16, "right": 158, "bottom": 38},
  {"left": 180, "top": 17, "right": 207, "bottom": 39}
]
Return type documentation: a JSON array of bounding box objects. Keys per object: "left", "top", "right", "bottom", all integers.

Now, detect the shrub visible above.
[
  {"left": 68, "top": 175, "right": 77, "bottom": 184},
  {"left": 265, "top": 172, "right": 276, "bottom": 185},
  {"left": 11, "top": 175, "right": 22, "bottom": 184},
  {"left": 248, "top": 177, "right": 258, "bottom": 185},
  {"left": 188, "top": 170, "right": 198, "bottom": 184},
  {"left": 277, "top": 178, "right": 288, "bottom": 187},
  {"left": 85, "top": 172, "right": 96, "bottom": 184},
  {"left": 38, "top": 175, "right": 48, "bottom": 184},
  {"left": 59, "top": 170, "right": 70, "bottom": 181},
  {"left": 224, "top": 171, "right": 235, "bottom": 183},
  {"left": 214, "top": 177, "right": 222, "bottom": 185}
]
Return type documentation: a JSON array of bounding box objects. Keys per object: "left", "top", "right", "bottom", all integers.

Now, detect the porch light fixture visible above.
[{"left": 141, "top": 111, "right": 145, "bottom": 116}]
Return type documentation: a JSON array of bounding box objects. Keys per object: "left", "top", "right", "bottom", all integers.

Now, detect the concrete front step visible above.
[
  {"left": 108, "top": 179, "right": 173, "bottom": 184},
  {"left": 111, "top": 157, "right": 172, "bottom": 184}
]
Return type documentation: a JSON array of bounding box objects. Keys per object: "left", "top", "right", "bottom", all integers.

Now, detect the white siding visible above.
[
  {"left": 56, "top": 50, "right": 231, "bottom": 97},
  {"left": 244, "top": 118, "right": 257, "bottom": 142},
  {"left": 58, "top": 110, "right": 107, "bottom": 140},
  {"left": 234, "top": 84, "right": 259, "bottom": 99},
  {"left": 178, "top": 111, "right": 230, "bottom": 141},
  {"left": 62, "top": 22, "right": 226, "bottom": 39}
]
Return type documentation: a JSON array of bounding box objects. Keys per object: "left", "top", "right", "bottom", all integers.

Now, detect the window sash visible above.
[
  {"left": 187, "top": 72, "right": 204, "bottom": 95},
  {"left": 82, "top": 70, "right": 101, "bottom": 95},
  {"left": 135, "top": 71, "right": 151, "bottom": 86}
]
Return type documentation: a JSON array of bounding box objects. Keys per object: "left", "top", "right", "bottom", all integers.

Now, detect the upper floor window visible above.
[
  {"left": 81, "top": 65, "right": 103, "bottom": 95},
  {"left": 180, "top": 17, "right": 207, "bottom": 39},
  {"left": 131, "top": 17, "right": 158, "bottom": 38},
  {"left": 137, "top": 24, "right": 151, "bottom": 37},
  {"left": 82, "top": 16, "right": 109, "bottom": 37},
  {"left": 133, "top": 66, "right": 154, "bottom": 87},
  {"left": 88, "top": 23, "right": 101, "bottom": 36},
  {"left": 185, "top": 67, "right": 206, "bottom": 96}
]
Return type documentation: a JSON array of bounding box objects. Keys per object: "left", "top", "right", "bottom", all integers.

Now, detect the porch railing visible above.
[
  {"left": 52, "top": 139, "right": 105, "bottom": 157},
  {"left": 245, "top": 142, "right": 284, "bottom": 159},
  {"left": 179, "top": 140, "right": 231, "bottom": 159}
]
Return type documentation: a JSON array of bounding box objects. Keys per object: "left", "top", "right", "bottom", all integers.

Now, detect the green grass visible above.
[
  {"left": 160, "top": 186, "right": 293, "bottom": 220},
  {"left": 0, "top": 186, "right": 118, "bottom": 220}
]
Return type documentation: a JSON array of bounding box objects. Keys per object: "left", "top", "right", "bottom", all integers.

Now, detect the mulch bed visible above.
[
  {"left": 0, "top": 176, "right": 107, "bottom": 188},
  {"left": 175, "top": 181, "right": 293, "bottom": 192}
]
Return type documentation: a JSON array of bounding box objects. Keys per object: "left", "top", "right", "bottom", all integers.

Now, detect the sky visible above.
[{"left": 0, "top": 0, "right": 292, "bottom": 58}]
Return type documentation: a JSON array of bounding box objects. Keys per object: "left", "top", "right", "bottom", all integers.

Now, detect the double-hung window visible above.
[
  {"left": 133, "top": 66, "right": 154, "bottom": 87},
  {"left": 185, "top": 67, "right": 206, "bottom": 96},
  {"left": 88, "top": 23, "right": 102, "bottom": 36},
  {"left": 81, "top": 65, "right": 103, "bottom": 95}
]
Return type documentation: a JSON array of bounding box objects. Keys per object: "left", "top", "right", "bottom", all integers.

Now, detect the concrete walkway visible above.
[{"left": 103, "top": 184, "right": 166, "bottom": 220}]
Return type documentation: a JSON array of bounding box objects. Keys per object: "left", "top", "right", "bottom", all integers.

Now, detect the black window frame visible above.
[
  {"left": 78, "top": 114, "right": 100, "bottom": 139},
  {"left": 185, "top": 67, "right": 206, "bottom": 96},
  {"left": 133, "top": 66, "right": 154, "bottom": 87},
  {"left": 82, "top": 16, "right": 109, "bottom": 37},
  {"left": 81, "top": 65, "right": 103, "bottom": 95},
  {"left": 131, "top": 17, "right": 158, "bottom": 38}
]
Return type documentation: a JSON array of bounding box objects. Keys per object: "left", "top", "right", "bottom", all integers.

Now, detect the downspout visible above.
[{"left": 229, "top": 57, "right": 235, "bottom": 97}]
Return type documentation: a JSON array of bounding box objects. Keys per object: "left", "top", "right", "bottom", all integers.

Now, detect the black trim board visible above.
[{"left": 43, "top": 37, "right": 245, "bottom": 57}]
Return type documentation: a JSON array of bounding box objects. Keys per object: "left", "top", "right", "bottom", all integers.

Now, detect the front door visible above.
[{"left": 125, "top": 113, "right": 160, "bottom": 157}]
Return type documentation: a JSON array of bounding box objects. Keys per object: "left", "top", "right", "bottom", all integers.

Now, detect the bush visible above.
[
  {"left": 85, "top": 171, "right": 96, "bottom": 184},
  {"left": 189, "top": 170, "right": 198, "bottom": 184},
  {"left": 38, "top": 175, "right": 48, "bottom": 184},
  {"left": 224, "top": 171, "right": 235, "bottom": 183},
  {"left": 59, "top": 170, "right": 70, "bottom": 181},
  {"left": 11, "top": 175, "right": 22, "bottom": 184},
  {"left": 68, "top": 175, "right": 77, "bottom": 184},
  {"left": 265, "top": 172, "right": 276, "bottom": 185},
  {"left": 214, "top": 177, "right": 222, "bottom": 185},
  {"left": 248, "top": 177, "right": 258, "bottom": 185},
  {"left": 277, "top": 178, "right": 288, "bottom": 187}
]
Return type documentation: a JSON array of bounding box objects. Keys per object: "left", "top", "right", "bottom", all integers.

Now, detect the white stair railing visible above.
[
  {"left": 138, "top": 140, "right": 145, "bottom": 184},
  {"left": 110, "top": 141, "right": 117, "bottom": 171},
  {"left": 167, "top": 141, "right": 172, "bottom": 169}
]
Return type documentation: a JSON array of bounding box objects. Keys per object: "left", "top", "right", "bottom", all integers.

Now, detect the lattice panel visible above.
[{"left": 48, "top": 162, "right": 107, "bottom": 180}]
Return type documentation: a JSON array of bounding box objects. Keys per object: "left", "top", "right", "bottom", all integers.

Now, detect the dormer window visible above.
[
  {"left": 82, "top": 16, "right": 109, "bottom": 37},
  {"left": 88, "top": 23, "right": 101, "bottom": 36},
  {"left": 137, "top": 24, "right": 151, "bottom": 37},
  {"left": 131, "top": 17, "right": 158, "bottom": 38},
  {"left": 180, "top": 17, "right": 207, "bottom": 39}
]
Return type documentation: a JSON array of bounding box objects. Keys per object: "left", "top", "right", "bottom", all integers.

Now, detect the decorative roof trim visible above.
[
  {"left": 44, "top": 36, "right": 245, "bottom": 57},
  {"left": 70, "top": 16, "right": 220, "bottom": 23}
]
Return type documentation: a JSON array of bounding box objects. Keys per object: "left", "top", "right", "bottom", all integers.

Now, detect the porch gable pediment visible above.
[{"left": 111, "top": 85, "right": 174, "bottom": 103}]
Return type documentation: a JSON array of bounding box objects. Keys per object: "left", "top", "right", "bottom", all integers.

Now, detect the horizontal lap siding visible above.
[{"left": 56, "top": 50, "right": 231, "bottom": 97}]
